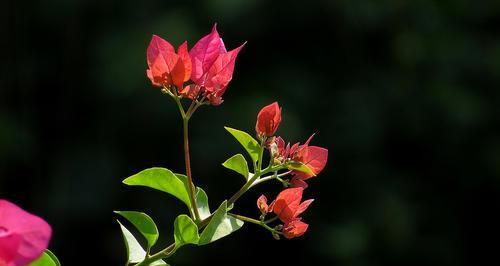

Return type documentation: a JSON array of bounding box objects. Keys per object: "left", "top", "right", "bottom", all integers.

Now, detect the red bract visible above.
[
  {"left": 283, "top": 219, "right": 309, "bottom": 239},
  {"left": 189, "top": 24, "right": 245, "bottom": 105},
  {"left": 272, "top": 135, "right": 328, "bottom": 188},
  {"left": 0, "top": 200, "right": 52, "bottom": 266},
  {"left": 256, "top": 102, "right": 282, "bottom": 137},
  {"left": 269, "top": 187, "right": 313, "bottom": 223},
  {"left": 256, "top": 195, "right": 269, "bottom": 214},
  {"left": 146, "top": 35, "right": 192, "bottom": 90},
  {"left": 292, "top": 145, "right": 328, "bottom": 180}
]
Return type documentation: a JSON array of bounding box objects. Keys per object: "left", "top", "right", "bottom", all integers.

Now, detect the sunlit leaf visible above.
[
  {"left": 117, "top": 220, "right": 147, "bottom": 264},
  {"left": 114, "top": 211, "right": 159, "bottom": 248},
  {"left": 117, "top": 221, "right": 168, "bottom": 265},
  {"left": 174, "top": 214, "right": 199, "bottom": 247},
  {"left": 174, "top": 173, "right": 211, "bottom": 219},
  {"left": 198, "top": 201, "right": 244, "bottom": 245},
  {"left": 222, "top": 154, "right": 249, "bottom": 180},
  {"left": 123, "top": 167, "right": 191, "bottom": 208},
  {"left": 224, "top": 127, "right": 260, "bottom": 163},
  {"left": 196, "top": 187, "right": 211, "bottom": 220}
]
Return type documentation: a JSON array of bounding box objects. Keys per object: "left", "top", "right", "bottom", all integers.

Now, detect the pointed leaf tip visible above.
[
  {"left": 115, "top": 211, "right": 159, "bottom": 248},
  {"left": 117, "top": 220, "right": 147, "bottom": 264},
  {"left": 123, "top": 167, "right": 192, "bottom": 210},
  {"left": 116, "top": 221, "right": 169, "bottom": 265},
  {"left": 222, "top": 154, "right": 250, "bottom": 180},
  {"left": 196, "top": 187, "right": 211, "bottom": 220},
  {"left": 224, "top": 127, "right": 261, "bottom": 163}
]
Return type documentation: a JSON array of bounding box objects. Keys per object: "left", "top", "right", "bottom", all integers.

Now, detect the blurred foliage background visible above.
[{"left": 1, "top": 0, "right": 500, "bottom": 265}]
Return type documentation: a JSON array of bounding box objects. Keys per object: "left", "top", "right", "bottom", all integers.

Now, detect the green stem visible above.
[
  {"left": 171, "top": 90, "right": 186, "bottom": 119},
  {"left": 227, "top": 137, "right": 270, "bottom": 205},
  {"left": 256, "top": 137, "right": 266, "bottom": 173},
  {"left": 187, "top": 95, "right": 206, "bottom": 118},
  {"left": 264, "top": 216, "right": 279, "bottom": 224},
  {"left": 168, "top": 89, "right": 201, "bottom": 222},
  {"left": 134, "top": 243, "right": 176, "bottom": 266},
  {"left": 183, "top": 117, "right": 201, "bottom": 223},
  {"left": 185, "top": 98, "right": 197, "bottom": 119},
  {"left": 250, "top": 170, "right": 291, "bottom": 188},
  {"left": 228, "top": 213, "right": 281, "bottom": 234},
  {"left": 227, "top": 165, "right": 278, "bottom": 206}
]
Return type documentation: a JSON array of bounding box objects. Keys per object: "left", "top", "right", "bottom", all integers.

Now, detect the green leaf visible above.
[
  {"left": 28, "top": 250, "right": 60, "bottom": 266},
  {"left": 198, "top": 200, "right": 244, "bottom": 245},
  {"left": 117, "top": 220, "right": 148, "bottom": 264},
  {"left": 123, "top": 167, "right": 191, "bottom": 208},
  {"left": 174, "top": 214, "right": 200, "bottom": 247},
  {"left": 174, "top": 173, "right": 211, "bottom": 219},
  {"left": 196, "top": 187, "right": 211, "bottom": 220},
  {"left": 117, "top": 221, "right": 168, "bottom": 265},
  {"left": 224, "top": 127, "right": 261, "bottom": 163},
  {"left": 114, "top": 211, "right": 159, "bottom": 248},
  {"left": 222, "top": 154, "right": 250, "bottom": 180},
  {"left": 287, "top": 161, "right": 315, "bottom": 176}
]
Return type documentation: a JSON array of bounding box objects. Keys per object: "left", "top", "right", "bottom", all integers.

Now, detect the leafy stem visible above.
[
  {"left": 130, "top": 164, "right": 286, "bottom": 266},
  {"left": 131, "top": 93, "right": 292, "bottom": 265}
]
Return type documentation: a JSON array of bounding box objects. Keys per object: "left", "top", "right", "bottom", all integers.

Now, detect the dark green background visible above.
[{"left": 1, "top": 0, "right": 499, "bottom": 265}]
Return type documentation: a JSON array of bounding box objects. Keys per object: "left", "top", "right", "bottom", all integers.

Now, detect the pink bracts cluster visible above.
[
  {"left": 0, "top": 200, "right": 52, "bottom": 266},
  {"left": 146, "top": 24, "right": 245, "bottom": 105}
]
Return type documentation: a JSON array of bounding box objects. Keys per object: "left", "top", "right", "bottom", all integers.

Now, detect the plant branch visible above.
[
  {"left": 256, "top": 137, "right": 266, "bottom": 173},
  {"left": 185, "top": 98, "right": 197, "bottom": 119},
  {"left": 228, "top": 213, "right": 281, "bottom": 234},
  {"left": 166, "top": 87, "right": 201, "bottom": 222},
  {"left": 227, "top": 165, "right": 282, "bottom": 206},
  {"left": 170, "top": 89, "right": 186, "bottom": 119},
  {"left": 134, "top": 243, "right": 176, "bottom": 266},
  {"left": 264, "top": 216, "right": 279, "bottom": 224},
  {"left": 183, "top": 117, "right": 201, "bottom": 223},
  {"left": 250, "top": 170, "right": 291, "bottom": 188}
]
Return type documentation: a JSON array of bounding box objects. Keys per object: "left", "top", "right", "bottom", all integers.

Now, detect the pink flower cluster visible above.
[
  {"left": 0, "top": 200, "right": 52, "bottom": 266},
  {"left": 146, "top": 24, "right": 245, "bottom": 105}
]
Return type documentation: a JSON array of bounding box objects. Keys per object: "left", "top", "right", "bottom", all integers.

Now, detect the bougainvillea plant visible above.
[{"left": 115, "top": 24, "right": 328, "bottom": 266}]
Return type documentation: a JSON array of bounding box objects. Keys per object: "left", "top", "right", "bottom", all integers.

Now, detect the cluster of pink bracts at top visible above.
[
  {"left": 0, "top": 200, "right": 51, "bottom": 266},
  {"left": 254, "top": 102, "right": 328, "bottom": 239},
  {"left": 146, "top": 24, "right": 245, "bottom": 105}
]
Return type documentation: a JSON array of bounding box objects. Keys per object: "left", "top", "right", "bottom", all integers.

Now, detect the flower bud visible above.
[
  {"left": 255, "top": 102, "right": 282, "bottom": 137},
  {"left": 256, "top": 195, "right": 269, "bottom": 214},
  {"left": 269, "top": 142, "right": 279, "bottom": 159}
]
